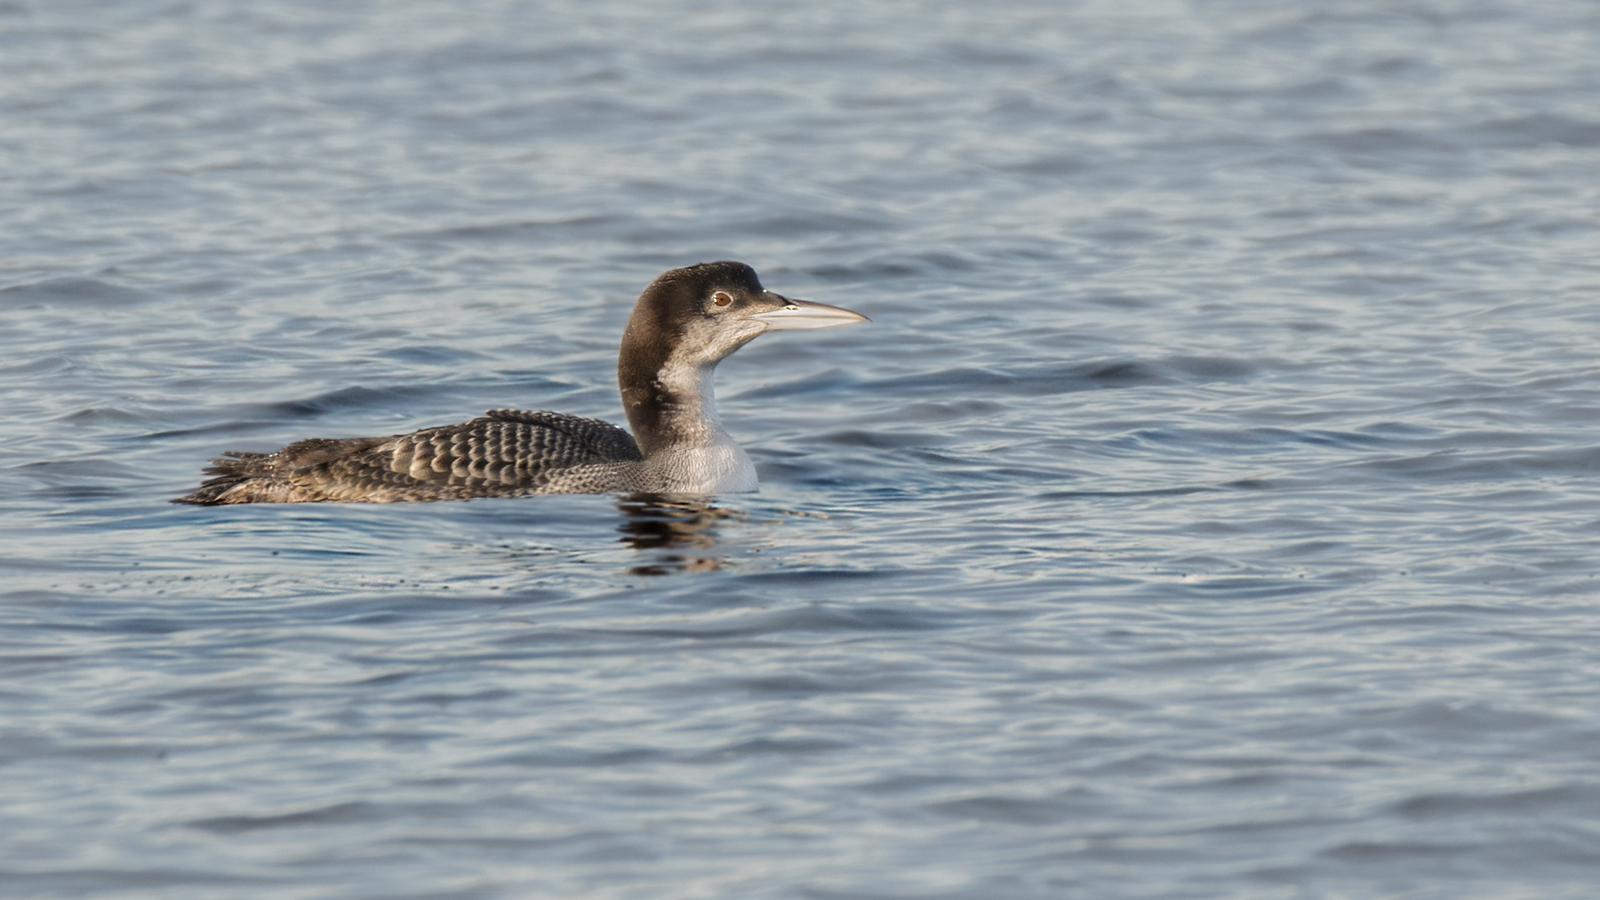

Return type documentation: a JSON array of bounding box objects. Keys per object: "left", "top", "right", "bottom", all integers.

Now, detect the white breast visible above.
[{"left": 641, "top": 442, "right": 758, "bottom": 493}]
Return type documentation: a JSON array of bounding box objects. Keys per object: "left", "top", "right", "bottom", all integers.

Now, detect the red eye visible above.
[{"left": 713, "top": 292, "right": 732, "bottom": 307}]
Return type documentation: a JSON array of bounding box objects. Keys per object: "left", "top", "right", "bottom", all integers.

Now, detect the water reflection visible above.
[{"left": 616, "top": 494, "right": 744, "bottom": 575}]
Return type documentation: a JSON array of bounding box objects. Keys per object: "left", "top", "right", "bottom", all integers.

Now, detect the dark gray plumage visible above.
[{"left": 177, "top": 409, "right": 644, "bottom": 503}]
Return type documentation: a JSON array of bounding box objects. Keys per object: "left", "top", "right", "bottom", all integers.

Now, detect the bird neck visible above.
[{"left": 619, "top": 336, "right": 736, "bottom": 459}]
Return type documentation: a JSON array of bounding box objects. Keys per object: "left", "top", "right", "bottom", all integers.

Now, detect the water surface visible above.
[{"left": 4, "top": 1, "right": 1600, "bottom": 897}]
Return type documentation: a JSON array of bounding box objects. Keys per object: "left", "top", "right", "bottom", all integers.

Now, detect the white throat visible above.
[{"left": 643, "top": 360, "right": 758, "bottom": 493}]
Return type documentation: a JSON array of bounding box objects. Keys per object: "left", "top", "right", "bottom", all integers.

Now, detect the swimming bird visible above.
[{"left": 173, "top": 261, "right": 868, "bottom": 504}]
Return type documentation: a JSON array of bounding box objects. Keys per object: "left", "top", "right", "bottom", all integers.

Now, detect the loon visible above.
[{"left": 174, "top": 261, "right": 867, "bottom": 504}]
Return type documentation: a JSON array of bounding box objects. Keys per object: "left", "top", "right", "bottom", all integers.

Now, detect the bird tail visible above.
[{"left": 170, "top": 452, "right": 272, "bottom": 505}]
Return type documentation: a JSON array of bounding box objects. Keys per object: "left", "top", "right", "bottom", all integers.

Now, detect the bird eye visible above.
[{"left": 713, "top": 292, "right": 732, "bottom": 307}]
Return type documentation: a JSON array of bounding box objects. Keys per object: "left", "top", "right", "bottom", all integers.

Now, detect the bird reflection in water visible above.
[{"left": 616, "top": 494, "right": 745, "bottom": 575}]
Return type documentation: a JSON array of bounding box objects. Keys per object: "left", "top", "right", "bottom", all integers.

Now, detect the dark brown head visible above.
[{"left": 616, "top": 261, "right": 868, "bottom": 453}]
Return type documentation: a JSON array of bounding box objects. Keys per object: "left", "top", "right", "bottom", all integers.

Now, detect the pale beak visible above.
[{"left": 747, "top": 297, "right": 871, "bottom": 332}]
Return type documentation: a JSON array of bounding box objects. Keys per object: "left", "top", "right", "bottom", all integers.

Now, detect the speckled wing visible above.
[{"left": 176, "top": 409, "right": 643, "bottom": 504}]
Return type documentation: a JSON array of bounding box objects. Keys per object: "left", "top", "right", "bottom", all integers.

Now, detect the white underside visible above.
[{"left": 639, "top": 441, "right": 758, "bottom": 493}]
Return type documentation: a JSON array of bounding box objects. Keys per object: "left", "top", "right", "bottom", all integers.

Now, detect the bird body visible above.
[{"left": 174, "top": 262, "right": 866, "bottom": 504}]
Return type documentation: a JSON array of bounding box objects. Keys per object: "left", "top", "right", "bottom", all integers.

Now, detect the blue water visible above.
[{"left": 5, "top": 1, "right": 1600, "bottom": 897}]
